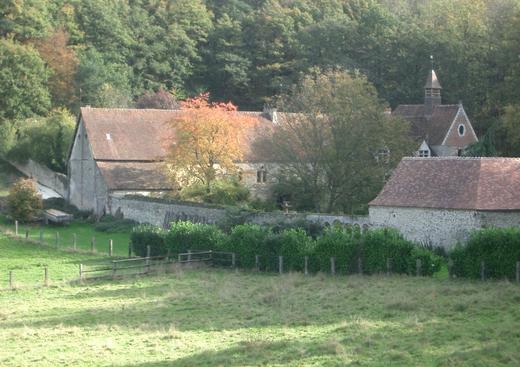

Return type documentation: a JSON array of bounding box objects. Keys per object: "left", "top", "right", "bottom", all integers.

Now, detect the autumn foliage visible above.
[
  {"left": 7, "top": 178, "right": 43, "bottom": 222},
  {"left": 166, "top": 93, "right": 256, "bottom": 191}
]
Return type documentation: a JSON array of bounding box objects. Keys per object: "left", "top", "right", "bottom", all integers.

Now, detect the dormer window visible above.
[
  {"left": 418, "top": 150, "right": 430, "bottom": 157},
  {"left": 458, "top": 124, "right": 465, "bottom": 136}
]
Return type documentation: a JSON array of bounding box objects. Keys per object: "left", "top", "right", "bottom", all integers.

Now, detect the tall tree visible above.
[{"left": 255, "top": 70, "right": 413, "bottom": 213}]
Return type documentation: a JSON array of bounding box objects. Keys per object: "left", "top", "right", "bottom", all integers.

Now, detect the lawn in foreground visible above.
[{"left": 1, "top": 239, "right": 519, "bottom": 366}]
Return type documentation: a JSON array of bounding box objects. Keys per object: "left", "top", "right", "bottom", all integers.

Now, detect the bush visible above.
[
  {"left": 279, "top": 228, "right": 315, "bottom": 271},
  {"left": 180, "top": 179, "right": 250, "bottom": 205},
  {"left": 222, "top": 224, "right": 273, "bottom": 268},
  {"left": 450, "top": 227, "right": 520, "bottom": 279},
  {"left": 313, "top": 226, "right": 358, "bottom": 273},
  {"left": 7, "top": 178, "right": 43, "bottom": 222},
  {"left": 94, "top": 215, "right": 138, "bottom": 232},
  {"left": 130, "top": 224, "right": 166, "bottom": 257},
  {"left": 165, "top": 221, "right": 226, "bottom": 255}
]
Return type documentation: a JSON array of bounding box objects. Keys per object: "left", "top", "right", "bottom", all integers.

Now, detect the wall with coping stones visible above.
[
  {"left": 108, "top": 195, "right": 369, "bottom": 229},
  {"left": 10, "top": 159, "right": 68, "bottom": 198}
]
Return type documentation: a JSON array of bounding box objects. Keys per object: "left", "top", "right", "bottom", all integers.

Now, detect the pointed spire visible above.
[{"left": 425, "top": 69, "right": 442, "bottom": 89}]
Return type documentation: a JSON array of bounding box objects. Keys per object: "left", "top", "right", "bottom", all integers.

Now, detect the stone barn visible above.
[
  {"left": 369, "top": 157, "right": 520, "bottom": 248},
  {"left": 67, "top": 107, "right": 277, "bottom": 215}
]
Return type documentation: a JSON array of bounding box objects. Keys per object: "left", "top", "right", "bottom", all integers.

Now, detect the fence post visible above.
[
  {"left": 516, "top": 261, "right": 520, "bottom": 284},
  {"left": 15, "top": 220, "right": 18, "bottom": 237},
  {"left": 166, "top": 249, "right": 171, "bottom": 262},
  {"left": 25, "top": 229, "right": 29, "bottom": 239},
  {"left": 108, "top": 239, "right": 113, "bottom": 257},
  {"left": 231, "top": 252, "right": 236, "bottom": 268},
  {"left": 357, "top": 257, "right": 363, "bottom": 275},
  {"left": 187, "top": 250, "right": 192, "bottom": 262},
  {"left": 55, "top": 232, "right": 59, "bottom": 248},
  {"left": 44, "top": 266, "right": 49, "bottom": 287},
  {"left": 91, "top": 237, "right": 96, "bottom": 252},
  {"left": 416, "top": 259, "right": 422, "bottom": 277},
  {"left": 39, "top": 230, "right": 43, "bottom": 244},
  {"left": 72, "top": 233, "right": 77, "bottom": 251},
  {"left": 79, "top": 264, "right": 83, "bottom": 282},
  {"left": 146, "top": 245, "right": 151, "bottom": 273},
  {"left": 330, "top": 257, "right": 336, "bottom": 275},
  {"left": 255, "top": 255, "right": 260, "bottom": 271},
  {"left": 279, "top": 256, "right": 283, "bottom": 275},
  {"left": 9, "top": 270, "right": 13, "bottom": 290},
  {"left": 480, "top": 261, "right": 486, "bottom": 281},
  {"left": 448, "top": 258, "right": 454, "bottom": 280},
  {"left": 304, "top": 256, "right": 309, "bottom": 276},
  {"left": 386, "top": 258, "right": 391, "bottom": 277}
]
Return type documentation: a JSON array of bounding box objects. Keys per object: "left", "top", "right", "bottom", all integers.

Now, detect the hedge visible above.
[
  {"left": 130, "top": 221, "right": 441, "bottom": 276},
  {"left": 450, "top": 227, "right": 520, "bottom": 279}
]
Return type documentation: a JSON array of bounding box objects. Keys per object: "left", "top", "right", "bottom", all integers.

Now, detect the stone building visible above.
[
  {"left": 67, "top": 107, "right": 276, "bottom": 215},
  {"left": 369, "top": 157, "right": 520, "bottom": 248},
  {"left": 392, "top": 69, "right": 478, "bottom": 157}
]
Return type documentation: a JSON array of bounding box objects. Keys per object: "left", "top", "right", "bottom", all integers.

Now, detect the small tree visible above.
[
  {"left": 7, "top": 179, "right": 43, "bottom": 222},
  {"left": 165, "top": 93, "right": 256, "bottom": 193},
  {"left": 136, "top": 88, "right": 179, "bottom": 109}
]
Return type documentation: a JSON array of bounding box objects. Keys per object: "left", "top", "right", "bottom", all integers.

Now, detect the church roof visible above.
[
  {"left": 393, "top": 104, "right": 460, "bottom": 145},
  {"left": 425, "top": 69, "right": 442, "bottom": 89},
  {"left": 370, "top": 157, "right": 520, "bottom": 211}
]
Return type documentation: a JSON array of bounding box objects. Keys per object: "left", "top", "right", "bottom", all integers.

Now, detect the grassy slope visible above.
[{"left": 1, "top": 236, "right": 520, "bottom": 366}]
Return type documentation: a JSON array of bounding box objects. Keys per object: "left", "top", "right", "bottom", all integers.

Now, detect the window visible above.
[
  {"left": 256, "top": 166, "right": 267, "bottom": 183},
  {"left": 458, "top": 124, "right": 465, "bottom": 136},
  {"left": 418, "top": 150, "right": 430, "bottom": 157}
]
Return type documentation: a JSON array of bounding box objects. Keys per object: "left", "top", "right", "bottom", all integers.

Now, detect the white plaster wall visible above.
[{"left": 369, "top": 206, "right": 480, "bottom": 248}]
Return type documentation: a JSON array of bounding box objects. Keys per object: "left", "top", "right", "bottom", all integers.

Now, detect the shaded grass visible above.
[
  {"left": 1, "top": 236, "right": 520, "bottom": 366},
  {"left": 0, "top": 215, "right": 131, "bottom": 256}
]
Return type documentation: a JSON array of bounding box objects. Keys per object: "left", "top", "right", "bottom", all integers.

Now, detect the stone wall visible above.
[
  {"left": 108, "top": 195, "right": 369, "bottom": 229},
  {"left": 10, "top": 159, "right": 68, "bottom": 198}
]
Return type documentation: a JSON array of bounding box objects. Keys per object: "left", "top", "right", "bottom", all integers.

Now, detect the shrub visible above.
[
  {"left": 130, "top": 224, "right": 166, "bottom": 257},
  {"left": 164, "top": 221, "right": 226, "bottom": 255},
  {"left": 279, "top": 228, "right": 315, "bottom": 271},
  {"left": 222, "top": 224, "right": 273, "bottom": 268},
  {"left": 450, "top": 227, "right": 520, "bottom": 279},
  {"left": 7, "top": 178, "right": 43, "bottom": 222},
  {"left": 313, "top": 226, "right": 357, "bottom": 273},
  {"left": 180, "top": 179, "right": 250, "bottom": 205},
  {"left": 94, "top": 215, "right": 137, "bottom": 232}
]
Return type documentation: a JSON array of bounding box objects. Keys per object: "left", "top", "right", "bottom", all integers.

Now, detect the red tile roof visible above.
[
  {"left": 393, "top": 104, "right": 460, "bottom": 145},
  {"left": 370, "top": 157, "right": 520, "bottom": 210}
]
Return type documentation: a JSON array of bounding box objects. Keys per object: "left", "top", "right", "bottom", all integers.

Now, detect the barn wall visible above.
[{"left": 369, "top": 206, "right": 480, "bottom": 248}]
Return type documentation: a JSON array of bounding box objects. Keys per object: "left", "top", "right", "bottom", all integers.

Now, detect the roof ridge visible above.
[
  {"left": 403, "top": 156, "right": 520, "bottom": 161},
  {"left": 81, "top": 107, "right": 182, "bottom": 112}
]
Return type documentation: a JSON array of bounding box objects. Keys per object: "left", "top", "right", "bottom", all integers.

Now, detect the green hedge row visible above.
[
  {"left": 450, "top": 227, "right": 520, "bottom": 279},
  {"left": 131, "top": 222, "right": 442, "bottom": 276}
]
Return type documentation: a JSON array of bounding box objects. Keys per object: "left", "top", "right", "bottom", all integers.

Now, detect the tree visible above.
[
  {"left": 0, "top": 39, "right": 51, "bottom": 122},
  {"left": 7, "top": 178, "right": 43, "bottom": 222},
  {"left": 255, "top": 70, "right": 413, "bottom": 213},
  {"left": 136, "top": 89, "right": 179, "bottom": 110},
  {"left": 165, "top": 93, "right": 256, "bottom": 192}
]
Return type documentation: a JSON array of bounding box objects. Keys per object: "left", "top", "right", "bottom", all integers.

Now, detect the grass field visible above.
[
  {"left": 1, "top": 234, "right": 520, "bottom": 366},
  {"left": 0, "top": 215, "right": 131, "bottom": 257}
]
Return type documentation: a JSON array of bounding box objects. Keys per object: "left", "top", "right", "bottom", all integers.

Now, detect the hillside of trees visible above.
[{"left": 2, "top": 0, "right": 520, "bottom": 157}]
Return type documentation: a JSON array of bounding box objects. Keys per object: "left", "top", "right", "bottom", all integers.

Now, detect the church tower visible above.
[{"left": 424, "top": 69, "right": 442, "bottom": 116}]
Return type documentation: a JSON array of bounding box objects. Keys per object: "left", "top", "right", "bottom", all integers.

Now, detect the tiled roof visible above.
[
  {"left": 80, "top": 107, "right": 273, "bottom": 162},
  {"left": 97, "top": 162, "right": 173, "bottom": 190},
  {"left": 370, "top": 157, "right": 520, "bottom": 210},
  {"left": 393, "top": 104, "right": 460, "bottom": 145}
]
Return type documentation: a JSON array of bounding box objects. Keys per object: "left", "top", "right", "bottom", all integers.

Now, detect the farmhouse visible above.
[
  {"left": 369, "top": 157, "right": 520, "bottom": 248},
  {"left": 392, "top": 69, "right": 478, "bottom": 157},
  {"left": 67, "top": 107, "right": 276, "bottom": 215}
]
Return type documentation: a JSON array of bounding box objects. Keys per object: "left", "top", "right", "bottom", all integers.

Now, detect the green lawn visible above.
[
  {"left": 1, "top": 235, "right": 520, "bottom": 366},
  {"left": 0, "top": 215, "right": 131, "bottom": 257}
]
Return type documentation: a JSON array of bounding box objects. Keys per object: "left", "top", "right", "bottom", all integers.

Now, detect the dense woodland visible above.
[{"left": 2, "top": 0, "right": 520, "bottom": 166}]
